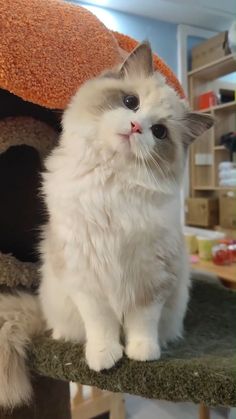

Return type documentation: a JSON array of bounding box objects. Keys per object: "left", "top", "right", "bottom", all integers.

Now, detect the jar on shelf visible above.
[
  {"left": 228, "top": 241, "right": 236, "bottom": 263},
  {"left": 212, "top": 240, "right": 234, "bottom": 265}
]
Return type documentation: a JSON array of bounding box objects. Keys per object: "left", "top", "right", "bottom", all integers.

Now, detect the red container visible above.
[
  {"left": 198, "top": 91, "right": 218, "bottom": 110},
  {"left": 212, "top": 243, "right": 232, "bottom": 265},
  {"left": 228, "top": 241, "right": 236, "bottom": 263},
  {"left": 212, "top": 239, "right": 236, "bottom": 265}
]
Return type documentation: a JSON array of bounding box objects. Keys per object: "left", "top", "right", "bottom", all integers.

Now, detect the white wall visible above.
[{"left": 74, "top": 1, "right": 179, "bottom": 73}]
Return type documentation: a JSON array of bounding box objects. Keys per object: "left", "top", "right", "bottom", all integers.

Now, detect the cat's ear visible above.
[
  {"left": 183, "top": 112, "right": 214, "bottom": 145},
  {"left": 119, "top": 41, "right": 154, "bottom": 78}
]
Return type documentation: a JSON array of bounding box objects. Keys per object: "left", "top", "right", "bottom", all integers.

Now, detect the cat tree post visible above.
[
  {"left": 71, "top": 385, "right": 125, "bottom": 419},
  {"left": 0, "top": 376, "right": 71, "bottom": 419},
  {"left": 199, "top": 403, "right": 210, "bottom": 419}
]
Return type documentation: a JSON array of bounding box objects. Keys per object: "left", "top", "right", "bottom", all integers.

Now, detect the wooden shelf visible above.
[
  {"left": 191, "top": 260, "right": 236, "bottom": 283},
  {"left": 214, "top": 101, "right": 236, "bottom": 112},
  {"left": 194, "top": 186, "right": 215, "bottom": 190},
  {"left": 194, "top": 186, "right": 236, "bottom": 191},
  {"left": 214, "top": 145, "right": 225, "bottom": 150},
  {"left": 216, "top": 186, "right": 236, "bottom": 190},
  {"left": 188, "top": 54, "right": 236, "bottom": 80},
  {"left": 200, "top": 101, "right": 236, "bottom": 113}
]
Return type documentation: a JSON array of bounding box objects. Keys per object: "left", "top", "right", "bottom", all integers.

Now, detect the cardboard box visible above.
[
  {"left": 215, "top": 225, "right": 236, "bottom": 239},
  {"left": 185, "top": 198, "right": 219, "bottom": 227},
  {"left": 219, "top": 192, "right": 236, "bottom": 229},
  {"left": 192, "top": 32, "right": 231, "bottom": 70}
]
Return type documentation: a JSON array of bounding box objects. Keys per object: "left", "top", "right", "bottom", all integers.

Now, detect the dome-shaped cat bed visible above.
[
  {"left": 0, "top": 116, "right": 58, "bottom": 265},
  {"left": 0, "top": 0, "right": 235, "bottom": 418}
]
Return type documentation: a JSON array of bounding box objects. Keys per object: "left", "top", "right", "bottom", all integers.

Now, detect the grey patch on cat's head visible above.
[
  {"left": 154, "top": 134, "right": 177, "bottom": 166},
  {"left": 153, "top": 112, "right": 214, "bottom": 182},
  {"left": 182, "top": 112, "right": 214, "bottom": 146},
  {"left": 101, "top": 41, "right": 154, "bottom": 81},
  {"left": 151, "top": 111, "right": 215, "bottom": 184},
  {"left": 120, "top": 41, "right": 154, "bottom": 78},
  {"left": 100, "top": 69, "right": 122, "bottom": 80},
  {"left": 100, "top": 88, "right": 125, "bottom": 111},
  {"left": 97, "top": 42, "right": 154, "bottom": 114},
  {"left": 151, "top": 131, "right": 181, "bottom": 188},
  {"left": 91, "top": 87, "right": 134, "bottom": 115}
]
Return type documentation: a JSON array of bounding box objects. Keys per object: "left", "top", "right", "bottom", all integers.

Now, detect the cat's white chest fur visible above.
[{"left": 44, "top": 160, "right": 180, "bottom": 317}]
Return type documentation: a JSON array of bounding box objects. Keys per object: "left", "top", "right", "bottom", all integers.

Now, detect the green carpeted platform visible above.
[{"left": 29, "top": 278, "right": 236, "bottom": 407}]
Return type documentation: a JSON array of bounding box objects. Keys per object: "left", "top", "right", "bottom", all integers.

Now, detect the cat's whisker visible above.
[
  {"left": 151, "top": 150, "right": 170, "bottom": 175},
  {"left": 133, "top": 142, "right": 139, "bottom": 184},
  {"left": 149, "top": 155, "right": 171, "bottom": 186},
  {"left": 139, "top": 144, "right": 161, "bottom": 191},
  {"left": 145, "top": 158, "right": 160, "bottom": 190},
  {"left": 136, "top": 145, "right": 144, "bottom": 186},
  {"left": 151, "top": 150, "right": 173, "bottom": 180},
  {"left": 150, "top": 150, "right": 177, "bottom": 188},
  {"left": 146, "top": 151, "right": 165, "bottom": 177},
  {"left": 143, "top": 144, "right": 176, "bottom": 193},
  {"left": 148, "top": 160, "right": 164, "bottom": 190},
  {"left": 150, "top": 150, "right": 168, "bottom": 174},
  {"left": 137, "top": 146, "right": 152, "bottom": 187},
  {"left": 140, "top": 143, "right": 165, "bottom": 189}
]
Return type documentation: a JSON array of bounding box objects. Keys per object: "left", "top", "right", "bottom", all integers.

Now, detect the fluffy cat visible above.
[{"left": 39, "top": 42, "right": 213, "bottom": 372}]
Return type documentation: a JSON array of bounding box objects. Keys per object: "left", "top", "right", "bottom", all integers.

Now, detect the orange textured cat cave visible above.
[{"left": 0, "top": 0, "right": 184, "bottom": 110}]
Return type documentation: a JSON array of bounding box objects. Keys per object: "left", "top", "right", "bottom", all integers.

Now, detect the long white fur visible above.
[
  {"left": 39, "top": 43, "right": 213, "bottom": 371},
  {"left": 0, "top": 292, "right": 45, "bottom": 409}
]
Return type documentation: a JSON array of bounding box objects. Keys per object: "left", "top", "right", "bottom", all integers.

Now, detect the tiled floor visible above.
[
  {"left": 125, "top": 394, "right": 234, "bottom": 419},
  {"left": 71, "top": 385, "right": 235, "bottom": 418}
]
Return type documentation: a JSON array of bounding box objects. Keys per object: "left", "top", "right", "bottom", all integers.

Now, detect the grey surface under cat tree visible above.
[{"left": 29, "top": 278, "right": 236, "bottom": 407}]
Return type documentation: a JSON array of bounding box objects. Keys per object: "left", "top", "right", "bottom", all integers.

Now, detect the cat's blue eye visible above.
[
  {"left": 151, "top": 124, "right": 167, "bottom": 140},
  {"left": 123, "top": 95, "right": 139, "bottom": 111}
]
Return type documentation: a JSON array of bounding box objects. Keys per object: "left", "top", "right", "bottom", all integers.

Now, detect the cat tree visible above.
[{"left": 0, "top": 0, "right": 235, "bottom": 418}]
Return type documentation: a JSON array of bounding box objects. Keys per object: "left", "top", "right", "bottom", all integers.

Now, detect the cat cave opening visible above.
[{"left": 0, "top": 88, "right": 60, "bottom": 262}]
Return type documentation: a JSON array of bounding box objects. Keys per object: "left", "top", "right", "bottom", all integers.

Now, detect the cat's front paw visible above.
[
  {"left": 52, "top": 329, "right": 63, "bottom": 340},
  {"left": 86, "top": 341, "right": 123, "bottom": 372},
  {"left": 126, "top": 339, "right": 161, "bottom": 361}
]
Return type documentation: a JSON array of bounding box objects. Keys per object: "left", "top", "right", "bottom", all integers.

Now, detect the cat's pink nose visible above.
[{"left": 131, "top": 121, "right": 142, "bottom": 134}]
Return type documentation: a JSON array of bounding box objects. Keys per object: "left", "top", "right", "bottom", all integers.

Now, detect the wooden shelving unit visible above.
[
  {"left": 188, "top": 54, "right": 236, "bottom": 80},
  {"left": 188, "top": 54, "right": 236, "bottom": 200},
  {"left": 187, "top": 52, "right": 236, "bottom": 278}
]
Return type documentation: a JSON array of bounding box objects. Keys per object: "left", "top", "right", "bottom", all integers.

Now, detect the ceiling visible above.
[{"left": 78, "top": 0, "right": 235, "bottom": 31}]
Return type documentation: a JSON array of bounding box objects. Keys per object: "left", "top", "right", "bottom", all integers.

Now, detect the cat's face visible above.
[{"left": 63, "top": 42, "right": 213, "bottom": 188}]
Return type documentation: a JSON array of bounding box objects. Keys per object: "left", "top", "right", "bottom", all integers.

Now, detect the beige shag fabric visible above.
[
  {"left": 0, "top": 117, "right": 58, "bottom": 157},
  {"left": 0, "top": 253, "right": 39, "bottom": 289},
  {"left": 0, "top": 0, "right": 184, "bottom": 110}
]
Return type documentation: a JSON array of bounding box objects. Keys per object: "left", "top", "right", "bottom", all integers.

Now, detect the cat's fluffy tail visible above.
[{"left": 0, "top": 292, "right": 45, "bottom": 409}]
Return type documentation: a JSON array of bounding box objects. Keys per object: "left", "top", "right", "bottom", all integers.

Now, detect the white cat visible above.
[{"left": 39, "top": 42, "right": 213, "bottom": 372}]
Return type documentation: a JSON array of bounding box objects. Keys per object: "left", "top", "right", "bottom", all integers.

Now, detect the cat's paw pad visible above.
[
  {"left": 86, "top": 342, "right": 123, "bottom": 372},
  {"left": 126, "top": 339, "right": 161, "bottom": 361}
]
